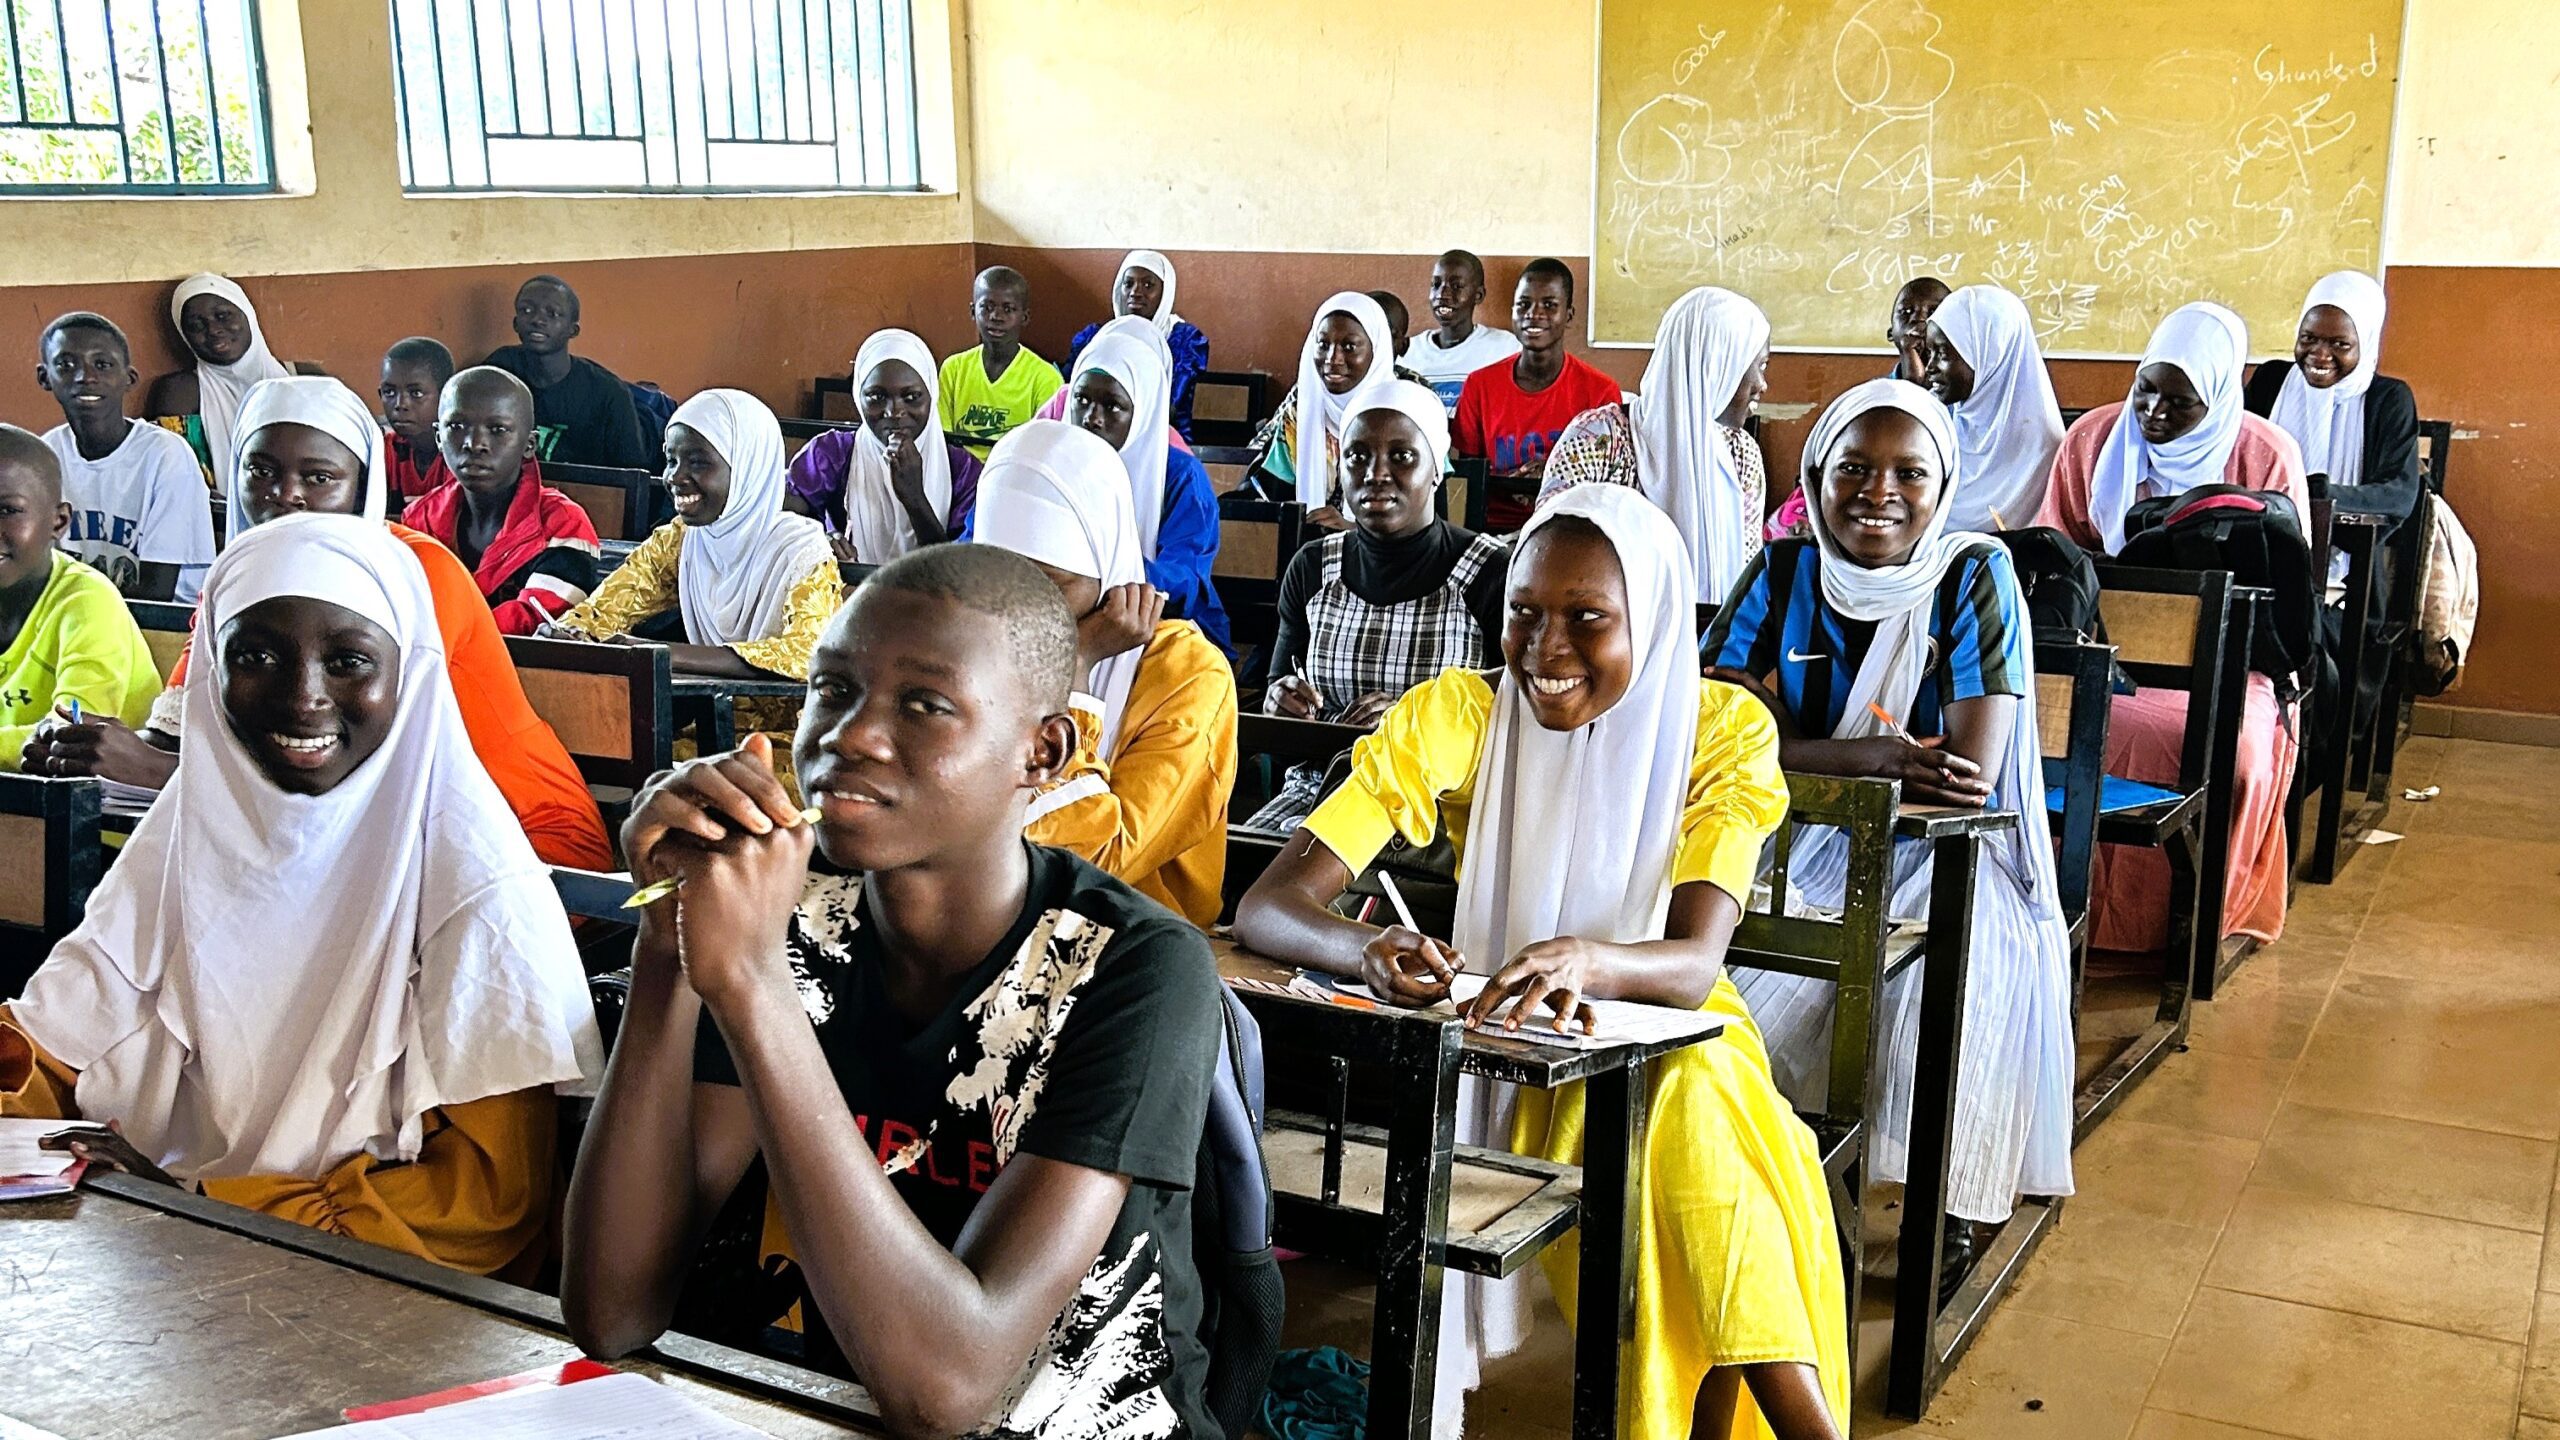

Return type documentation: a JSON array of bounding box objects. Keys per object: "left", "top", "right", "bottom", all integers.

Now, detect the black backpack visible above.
[
  {"left": 2119, "top": 485, "right": 2319, "bottom": 695},
  {"left": 1992, "top": 526, "right": 2107, "bottom": 640}
]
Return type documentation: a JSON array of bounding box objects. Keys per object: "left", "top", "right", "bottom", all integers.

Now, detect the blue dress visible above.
[
  {"left": 1149, "top": 446, "right": 1229, "bottom": 653},
  {"left": 1070, "top": 320, "right": 1212, "bottom": 441}
]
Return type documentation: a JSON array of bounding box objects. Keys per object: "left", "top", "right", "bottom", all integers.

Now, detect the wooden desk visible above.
[
  {"left": 0, "top": 1175, "right": 877, "bottom": 1437},
  {"left": 671, "top": 673, "right": 809, "bottom": 752}
]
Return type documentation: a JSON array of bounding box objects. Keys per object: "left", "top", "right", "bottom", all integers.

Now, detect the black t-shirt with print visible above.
[
  {"left": 693, "top": 842, "right": 1224, "bottom": 1440},
  {"left": 482, "top": 346, "right": 652, "bottom": 469}
]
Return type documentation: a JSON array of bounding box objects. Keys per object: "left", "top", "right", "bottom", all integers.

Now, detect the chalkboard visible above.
[{"left": 1593, "top": 0, "right": 2404, "bottom": 356}]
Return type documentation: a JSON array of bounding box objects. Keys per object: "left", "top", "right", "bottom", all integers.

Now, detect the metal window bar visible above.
[
  {"left": 0, "top": 0, "right": 271, "bottom": 193},
  {"left": 392, "top": 0, "right": 921, "bottom": 193}
]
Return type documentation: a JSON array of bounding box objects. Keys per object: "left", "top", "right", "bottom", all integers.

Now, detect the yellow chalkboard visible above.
[{"left": 1593, "top": 0, "right": 2403, "bottom": 356}]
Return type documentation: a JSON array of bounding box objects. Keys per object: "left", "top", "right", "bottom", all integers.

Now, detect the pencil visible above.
[
  {"left": 1378, "top": 872, "right": 1421, "bottom": 933},
  {"left": 1866, "top": 701, "right": 1919, "bottom": 744},
  {"left": 621, "top": 805, "right": 826, "bottom": 908}
]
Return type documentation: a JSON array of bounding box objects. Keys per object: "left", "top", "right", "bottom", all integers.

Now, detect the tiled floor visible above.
[{"left": 1276, "top": 735, "right": 2560, "bottom": 1438}]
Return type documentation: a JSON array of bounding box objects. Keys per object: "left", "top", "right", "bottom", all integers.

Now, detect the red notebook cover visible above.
[{"left": 341, "top": 1359, "right": 617, "bottom": 1420}]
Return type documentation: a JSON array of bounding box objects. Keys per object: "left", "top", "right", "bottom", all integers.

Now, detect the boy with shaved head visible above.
[
  {"left": 35, "top": 312, "right": 215, "bottom": 602},
  {"left": 485, "top": 274, "right": 652, "bottom": 469},
  {"left": 0, "top": 426, "right": 161, "bottom": 772},
  {"left": 565, "top": 543, "right": 1223, "bottom": 1438},
  {"left": 1404, "top": 249, "right": 1522, "bottom": 416},
  {"left": 401, "top": 367, "right": 602, "bottom": 634},
  {"left": 939, "top": 266, "right": 1065, "bottom": 459}
]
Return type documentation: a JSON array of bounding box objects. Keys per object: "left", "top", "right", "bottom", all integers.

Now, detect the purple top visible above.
[{"left": 786, "top": 428, "right": 984, "bottom": 539}]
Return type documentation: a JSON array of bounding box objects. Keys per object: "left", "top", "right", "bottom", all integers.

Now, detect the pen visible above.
[
  {"left": 1378, "top": 872, "right": 1421, "bottom": 934},
  {"left": 1866, "top": 701, "right": 1919, "bottom": 744},
  {"left": 64, "top": 698, "right": 81, "bottom": 725},
  {"left": 621, "top": 805, "right": 826, "bottom": 908}
]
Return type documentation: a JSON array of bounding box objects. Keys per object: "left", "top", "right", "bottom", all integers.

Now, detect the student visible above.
[
  {"left": 551, "top": 389, "right": 842, "bottom": 747},
  {"left": 483, "top": 274, "right": 652, "bottom": 469},
  {"left": 974, "top": 421, "right": 1236, "bottom": 930},
  {"left": 937, "top": 266, "right": 1064, "bottom": 459},
  {"left": 1705, "top": 378, "right": 2075, "bottom": 1288},
  {"left": 3, "top": 513, "right": 600, "bottom": 1277},
  {"left": 379, "top": 336, "right": 476, "bottom": 505},
  {"left": 1249, "top": 379, "right": 1507, "bottom": 833},
  {"left": 1243, "top": 292, "right": 1400, "bottom": 518},
  {"left": 30, "top": 377, "right": 614, "bottom": 873},
  {"left": 561, "top": 545, "right": 1225, "bottom": 1436},
  {"left": 1402, "top": 249, "right": 1521, "bottom": 416},
  {"left": 2039, "top": 302, "right": 2306, "bottom": 951},
  {"left": 1066, "top": 316, "right": 1230, "bottom": 652},
  {"left": 787, "top": 330, "right": 980, "bottom": 561},
  {"left": 1538, "top": 285, "right": 1772, "bottom": 601},
  {"left": 0, "top": 426, "right": 160, "bottom": 770},
  {"left": 144, "top": 273, "right": 294, "bottom": 494},
  {"left": 1368, "top": 290, "right": 1412, "bottom": 360},
  {"left": 1067, "top": 249, "right": 1212, "bottom": 440},
  {"left": 1453, "top": 258, "right": 1624, "bottom": 531},
  {"left": 1887, "top": 276, "right": 1950, "bottom": 381},
  {"left": 2243, "top": 271, "right": 2419, "bottom": 738},
  {"left": 1921, "top": 284, "right": 2064, "bottom": 532},
  {"left": 1233, "top": 483, "right": 1846, "bottom": 1440},
  {"left": 34, "top": 312, "right": 215, "bottom": 603},
  {"left": 400, "top": 367, "right": 602, "bottom": 634}
]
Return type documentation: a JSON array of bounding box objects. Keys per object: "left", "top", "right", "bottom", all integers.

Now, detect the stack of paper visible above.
[
  {"left": 0, "top": 1118, "right": 82, "bottom": 1200},
  {"left": 279, "top": 1371, "right": 776, "bottom": 1438},
  {"left": 1288, "top": 972, "right": 1722, "bottom": 1050},
  {"left": 99, "top": 778, "right": 158, "bottom": 818}
]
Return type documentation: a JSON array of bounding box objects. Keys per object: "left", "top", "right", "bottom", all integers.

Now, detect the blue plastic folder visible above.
[{"left": 2045, "top": 776, "right": 2185, "bottom": 815}]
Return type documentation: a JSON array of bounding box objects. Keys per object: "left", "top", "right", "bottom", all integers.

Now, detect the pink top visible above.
[{"left": 2037, "top": 403, "right": 2309, "bottom": 555}]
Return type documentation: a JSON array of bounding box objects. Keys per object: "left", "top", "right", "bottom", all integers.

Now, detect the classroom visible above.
[{"left": 0, "top": 0, "right": 2549, "bottom": 1436}]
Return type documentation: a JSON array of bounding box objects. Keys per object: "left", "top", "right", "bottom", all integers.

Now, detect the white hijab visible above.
[
  {"left": 1630, "top": 286, "right": 1770, "bottom": 602},
  {"left": 2088, "top": 302, "right": 2250, "bottom": 555},
  {"left": 13, "top": 514, "right": 600, "bottom": 1181},
  {"left": 1073, "top": 317, "right": 1176, "bottom": 554},
  {"left": 226, "top": 376, "right": 390, "bottom": 543},
  {"left": 973, "top": 421, "right": 1151, "bottom": 756},
  {"left": 674, "top": 388, "right": 835, "bottom": 647},
  {"left": 2269, "top": 270, "right": 2386, "bottom": 488},
  {"left": 1932, "top": 285, "right": 2063, "bottom": 533},
  {"left": 1116, "top": 250, "right": 1187, "bottom": 337},
  {"left": 1341, "top": 376, "right": 1453, "bottom": 489},
  {"left": 1293, "top": 292, "right": 1396, "bottom": 508},
  {"left": 838, "top": 330, "right": 957, "bottom": 563},
  {"left": 172, "top": 274, "right": 292, "bottom": 497}
]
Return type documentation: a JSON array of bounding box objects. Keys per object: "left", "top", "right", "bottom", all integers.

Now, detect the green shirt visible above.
[
  {"left": 938, "top": 345, "right": 1065, "bottom": 459},
  {"left": 0, "top": 552, "right": 163, "bottom": 770}
]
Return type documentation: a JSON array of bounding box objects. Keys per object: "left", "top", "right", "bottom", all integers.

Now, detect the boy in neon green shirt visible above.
[
  {"left": 938, "top": 267, "right": 1064, "bottom": 458},
  {"left": 0, "top": 426, "right": 161, "bottom": 771}
]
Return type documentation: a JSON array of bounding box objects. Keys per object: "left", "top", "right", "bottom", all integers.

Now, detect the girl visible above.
[
  {"left": 1235, "top": 483, "right": 1847, "bottom": 1440},
  {"left": 1066, "top": 315, "right": 1230, "bottom": 651},
  {"left": 1539, "top": 285, "right": 1772, "bottom": 601},
  {"left": 552, "top": 388, "right": 842, "bottom": 743},
  {"left": 2039, "top": 303, "right": 2308, "bottom": 949},
  {"left": 144, "top": 273, "right": 295, "bottom": 494},
  {"left": 1066, "top": 249, "right": 1212, "bottom": 439},
  {"left": 2, "top": 514, "right": 601, "bottom": 1276},
  {"left": 975, "top": 421, "right": 1237, "bottom": 930},
  {"left": 1249, "top": 378, "right": 1508, "bottom": 832},
  {"left": 1244, "top": 292, "right": 1402, "bottom": 519},
  {"left": 1706, "top": 378, "right": 2076, "bottom": 1284},
  {"left": 784, "top": 330, "right": 981, "bottom": 559},
  {"left": 1920, "top": 284, "right": 2064, "bottom": 533},
  {"left": 32, "top": 377, "right": 612, "bottom": 872}
]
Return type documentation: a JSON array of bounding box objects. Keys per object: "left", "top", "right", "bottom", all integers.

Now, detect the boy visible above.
[
  {"left": 378, "top": 336, "right": 460, "bottom": 504},
  {"left": 0, "top": 426, "right": 161, "bottom": 771},
  {"left": 1368, "top": 290, "right": 1412, "bottom": 361},
  {"left": 33, "top": 314, "right": 215, "bottom": 604},
  {"left": 940, "top": 267, "right": 1064, "bottom": 459},
  {"left": 1453, "top": 258, "right": 1623, "bottom": 529},
  {"left": 400, "top": 367, "right": 600, "bottom": 634},
  {"left": 1402, "top": 250, "right": 1521, "bottom": 416},
  {"left": 1888, "top": 276, "right": 1950, "bottom": 381},
  {"left": 563, "top": 544, "right": 1223, "bottom": 1439},
  {"left": 484, "top": 275, "right": 653, "bottom": 469}
]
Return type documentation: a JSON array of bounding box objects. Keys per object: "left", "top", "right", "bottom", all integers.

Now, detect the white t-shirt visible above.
[
  {"left": 44, "top": 420, "right": 216, "bottom": 603},
  {"left": 1402, "top": 325, "right": 1525, "bottom": 415}
]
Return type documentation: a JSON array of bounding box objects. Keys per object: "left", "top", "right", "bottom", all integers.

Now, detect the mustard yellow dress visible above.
[{"left": 1304, "top": 668, "right": 1849, "bottom": 1440}]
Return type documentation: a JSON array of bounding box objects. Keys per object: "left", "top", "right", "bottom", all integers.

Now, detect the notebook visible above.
[
  {"left": 2045, "top": 776, "right": 2184, "bottom": 815},
  {"left": 1289, "top": 971, "right": 1722, "bottom": 1050},
  {"left": 0, "top": 1118, "right": 83, "bottom": 1201}
]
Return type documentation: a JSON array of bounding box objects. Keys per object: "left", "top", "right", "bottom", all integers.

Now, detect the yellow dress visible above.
[{"left": 1304, "top": 668, "right": 1849, "bottom": 1440}]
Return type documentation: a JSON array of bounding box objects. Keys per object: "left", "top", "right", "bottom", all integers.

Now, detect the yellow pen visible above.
[{"left": 621, "top": 805, "right": 825, "bottom": 909}]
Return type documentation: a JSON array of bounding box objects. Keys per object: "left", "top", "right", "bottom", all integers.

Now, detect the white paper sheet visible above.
[
  {"left": 1288, "top": 972, "right": 1723, "bottom": 1050},
  {"left": 0, "top": 1117, "right": 80, "bottom": 1191},
  {"left": 275, "top": 1372, "right": 777, "bottom": 1439}
]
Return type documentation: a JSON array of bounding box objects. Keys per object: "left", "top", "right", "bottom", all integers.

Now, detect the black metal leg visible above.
[
  {"left": 1367, "top": 1023, "right": 1462, "bottom": 1440},
  {"left": 1571, "top": 1059, "right": 1652, "bottom": 1440},
  {"left": 1887, "top": 834, "right": 1979, "bottom": 1420}
]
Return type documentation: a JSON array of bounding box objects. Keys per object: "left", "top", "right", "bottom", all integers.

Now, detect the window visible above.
[
  {"left": 0, "top": 0, "right": 275, "bottom": 193},
  {"left": 390, "top": 0, "right": 922, "bottom": 194}
]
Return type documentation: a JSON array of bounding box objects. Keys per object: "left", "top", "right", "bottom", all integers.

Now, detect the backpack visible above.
[
  {"left": 2413, "top": 492, "right": 2479, "bottom": 696},
  {"left": 628, "top": 381, "right": 678, "bottom": 456},
  {"left": 2119, "top": 485, "right": 2319, "bottom": 696},
  {"left": 1992, "top": 526, "right": 2107, "bottom": 640},
  {"left": 1194, "top": 984, "right": 1284, "bottom": 1440}
]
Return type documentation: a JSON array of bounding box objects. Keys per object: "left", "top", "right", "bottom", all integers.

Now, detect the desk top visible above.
[
  {"left": 0, "top": 1179, "right": 875, "bottom": 1439},
  {"left": 1892, "top": 804, "right": 2020, "bottom": 841},
  {"left": 669, "top": 674, "right": 812, "bottom": 700}
]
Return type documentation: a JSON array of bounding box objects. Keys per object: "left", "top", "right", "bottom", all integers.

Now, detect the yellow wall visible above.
[
  {"left": 0, "top": 0, "right": 974, "bottom": 288},
  {"left": 2385, "top": 0, "right": 2560, "bottom": 266}
]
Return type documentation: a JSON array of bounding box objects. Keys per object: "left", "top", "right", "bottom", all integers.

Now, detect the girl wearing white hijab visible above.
[
  {"left": 2245, "top": 270, "right": 2424, "bottom": 583},
  {"left": 827, "top": 330, "right": 962, "bottom": 562},
  {"left": 149, "top": 273, "right": 294, "bottom": 495},
  {"left": 1538, "top": 285, "right": 1774, "bottom": 600},
  {"left": 1237, "top": 483, "right": 1848, "bottom": 1440},
  {"left": 1247, "top": 292, "right": 1398, "bottom": 511},
  {"left": 1705, "top": 379, "right": 2076, "bottom": 1246},
  {"left": 976, "top": 421, "right": 1237, "bottom": 929},
  {"left": 1, "top": 513, "right": 601, "bottom": 1275},
  {"left": 1066, "top": 250, "right": 1214, "bottom": 439},
  {"left": 1067, "top": 316, "right": 1231, "bottom": 651},
  {"left": 226, "top": 374, "right": 389, "bottom": 542},
  {"left": 1922, "top": 285, "right": 2064, "bottom": 533}
]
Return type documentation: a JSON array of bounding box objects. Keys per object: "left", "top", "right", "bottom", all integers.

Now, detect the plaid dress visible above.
[{"left": 1536, "top": 402, "right": 1768, "bottom": 570}]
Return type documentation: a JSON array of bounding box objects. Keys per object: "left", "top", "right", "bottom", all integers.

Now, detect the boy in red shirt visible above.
[{"left": 1452, "top": 258, "right": 1623, "bottom": 531}]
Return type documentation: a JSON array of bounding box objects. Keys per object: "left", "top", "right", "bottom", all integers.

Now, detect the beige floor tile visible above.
[
  {"left": 2364, "top": 834, "right": 2560, "bottom": 940},
  {"left": 2183, "top": 968, "right": 2332, "bottom": 1062},
  {"left": 2289, "top": 1022, "right": 2560, "bottom": 1141},
  {"left": 1905, "top": 1310, "right": 2163, "bottom": 1440},
  {"left": 2130, "top": 1413, "right": 2303, "bottom": 1440},
  {"left": 2070, "top": 1118, "right": 2261, "bottom": 1230},
  {"left": 2346, "top": 913, "right": 2560, "bottom": 998},
  {"left": 2116, "top": 1047, "right": 2298, "bottom": 1143},
  {"left": 2319, "top": 966, "right": 2560, "bottom": 1047},
  {"left": 2004, "top": 1207, "right": 2218, "bottom": 1339},
  {"left": 2522, "top": 1419, "right": 2560, "bottom": 1440},
  {"left": 2150, "top": 1289, "right": 2519, "bottom": 1440},
  {"left": 2528, "top": 1291, "right": 2560, "bottom": 1419},
  {"left": 2202, "top": 1187, "right": 2540, "bottom": 1342},
  {"left": 2253, "top": 1101, "right": 2555, "bottom": 1232}
]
